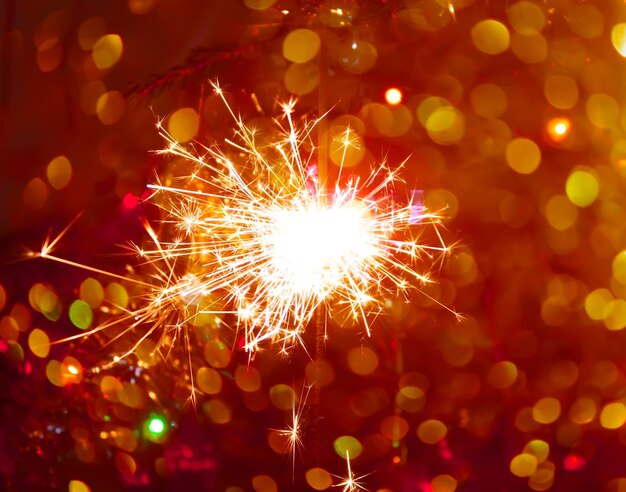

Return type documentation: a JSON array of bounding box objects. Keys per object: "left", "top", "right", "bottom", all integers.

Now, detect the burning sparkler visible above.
[{"left": 36, "top": 81, "right": 454, "bottom": 364}]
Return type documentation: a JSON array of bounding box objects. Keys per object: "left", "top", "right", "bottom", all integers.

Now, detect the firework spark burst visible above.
[{"left": 35, "top": 81, "right": 454, "bottom": 365}]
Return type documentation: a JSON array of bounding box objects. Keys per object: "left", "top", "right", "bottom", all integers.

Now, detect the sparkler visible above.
[{"left": 36, "top": 81, "right": 454, "bottom": 365}]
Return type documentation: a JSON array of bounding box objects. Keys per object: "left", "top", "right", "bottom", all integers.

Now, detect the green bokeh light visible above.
[{"left": 147, "top": 416, "right": 166, "bottom": 436}]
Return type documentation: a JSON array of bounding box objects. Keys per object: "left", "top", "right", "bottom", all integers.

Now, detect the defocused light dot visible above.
[
  {"left": 586, "top": 93, "right": 619, "bottom": 129},
  {"left": 244, "top": 0, "right": 277, "bottom": 10},
  {"left": 305, "top": 467, "right": 333, "bottom": 490},
  {"left": 569, "top": 397, "right": 597, "bottom": 424},
  {"left": 46, "top": 155, "right": 72, "bottom": 190},
  {"left": 510, "top": 453, "right": 537, "bottom": 477},
  {"left": 507, "top": 1, "right": 546, "bottom": 34},
  {"left": 380, "top": 415, "right": 409, "bottom": 440},
  {"left": 431, "top": 474, "right": 457, "bottom": 492},
  {"left": 612, "top": 23, "right": 626, "bottom": 57},
  {"left": 532, "top": 397, "right": 561, "bottom": 424},
  {"left": 605, "top": 299, "right": 626, "bottom": 331},
  {"left": 471, "top": 20, "right": 510, "bottom": 55},
  {"left": 92, "top": 34, "right": 123, "bottom": 69},
  {"left": 28, "top": 328, "right": 50, "bottom": 358},
  {"left": 128, "top": 0, "right": 159, "bottom": 15},
  {"left": 569, "top": 5, "right": 603, "bottom": 39},
  {"left": 78, "top": 17, "right": 107, "bottom": 50},
  {"left": 0, "top": 284, "right": 5, "bottom": 312},
  {"left": 347, "top": 346, "right": 379, "bottom": 375},
  {"left": 613, "top": 251, "right": 626, "bottom": 285},
  {"left": 104, "top": 282, "right": 129, "bottom": 310},
  {"left": 600, "top": 402, "right": 626, "bottom": 429},
  {"left": 385, "top": 87, "right": 403, "bottom": 106},
  {"left": 196, "top": 367, "right": 223, "bottom": 394},
  {"left": 204, "top": 338, "right": 231, "bottom": 368},
  {"left": 168, "top": 107, "right": 199, "bottom": 143},
  {"left": 333, "top": 435, "right": 363, "bottom": 459},
  {"left": 585, "top": 288, "right": 614, "bottom": 320},
  {"left": 523, "top": 439, "right": 550, "bottom": 462},
  {"left": 470, "top": 83, "right": 507, "bottom": 118},
  {"left": 235, "top": 365, "right": 262, "bottom": 392},
  {"left": 338, "top": 40, "right": 377, "bottom": 74},
  {"left": 68, "top": 480, "right": 91, "bottom": 492},
  {"left": 544, "top": 195, "right": 577, "bottom": 230},
  {"left": 252, "top": 475, "right": 278, "bottom": 492},
  {"left": 417, "top": 419, "right": 447, "bottom": 444},
  {"left": 282, "top": 29, "right": 320, "bottom": 63},
  {"left": 510, "top": 32, "right": 547, "bottom": 64},
  {"left": 79, "top": 278, "right": 104, "bottom": 308},
  {"left": 565, "top": 170, "right": 599, "bottom": 207},
  {"left": 96, "top": 91, "right": 125, "bottom": 125},
  {"left": 426, "top": 107, "right": 465, "bottom": 145},
  {"left": 284, "top": 62, "right": 320, "bottom": 95},
  {"left": 506, "top": 138, "right": 541, "bottom": 174},
  {"left": 269, "top": 384, "right": 296, "bottom": 410},
  {"left": 23, "top": 177, "right": 48, "bottom": 210},
  {"left": 544, "top": 75, "right": 578, "bottom": 110},
  {"left": 487, "top": 360, "right": 518, "bottom": 389},
  {"left": 69, "top": 300, "right": 92, "bottom": 330}
]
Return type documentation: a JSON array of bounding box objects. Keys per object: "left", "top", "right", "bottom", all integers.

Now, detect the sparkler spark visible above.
[
  {"left": 335, "top": 451, "right": 369, "bottom": 492},
  {"left": 37, "top": 81, "right": 455, "bottom": 365}
]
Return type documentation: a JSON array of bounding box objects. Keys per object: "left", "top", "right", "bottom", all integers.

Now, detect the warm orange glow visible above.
[
  {"left": 384, "top": 87, "right": 403, "bottom": 106},
  {"left": 547, "top": 117, "right": 571, "bottom": 142}
]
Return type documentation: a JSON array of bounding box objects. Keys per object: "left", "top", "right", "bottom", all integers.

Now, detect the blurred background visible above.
[{"left": 4, "top": 0, "right": 626, "bottom": 491}]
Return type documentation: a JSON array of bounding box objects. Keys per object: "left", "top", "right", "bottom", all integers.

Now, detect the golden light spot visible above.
[
  {"left": 347, "top": 346, "right": 379, "bottom": 375},
  {"left": 100, "top": 375, "right": 123, "bottom": 400},
  {"left": 523, "top": 439, "right": 550, "bottom": 462},
  {"left": 506, "top": 138, "right": 541, "bottom": 174},
  {"left": 586, "top": 93, "right": 619, "bottom": 129},
  {"left": 282, "top": 29, "right": 320, "bottom": 63},
  {"left": 425, "top": 106, "right": 465, "bottom": 145},
  {"left": 251, "top": 475, "right": 278, "bottom": 492},
  {"left": 305, "top": 467, "right": 333, "bottom": 490},
  {"left": 605, "top": 300, "right": 626, "bottom": 331},
  {"left": 510, "top": 33, "right": 547, "bottom": 64},
  {"left": 68, "top": 480, "right": 91, "bottom": 492},
  {"left": 46, "top": 155, "right": 72, "bottom": 190},
  {"left": 544, "top": 195, "right": 577, "bottom": 230},
  {"left": 23, "top": 177, "right": 48, "bottom": 210},
  {"left": 470, "top": 83, "right": 507, "bottom": 118},
  {"left": 471, "top": 20, "right": 510, "bottom": 55},
  {"left": 510, "top": 453, "right": 538, "bottom": 477},
  {"left": 569, "top": 5, "right": 603, "bottom": 39},
  {"left": 431, "top": 474, "right": 457, "bottom": 492},
  {"left": 566, "top": 170, "right": 599, "bottom": 207},
  {"left": 337, "top": 40, "right": 378, "bottom": 74},
  {"left": 196, "top": 367, "right": 223, "bottom": 395},
  {"left": 613, "top": 251, "right": 626, "bottom": 285},
  {"left": 79, "top": 278, "right": 104, "bottom": 308},
  {"left": 244, "top": 0, "right": 277, "bottom": 10},
  {"left": 487, "top": 360, "right": 518, "bottom": 389},
  {"left": 202, "top": 398, "right": 232, "bottom": 424},
  {"left": 380, "top": 415, "right": 409, "bottom": 440},
  {"left": 128, "top": 0, "right": 159, "bottom": 15},
  {"left": 328, "top": 128, "right": 365, "bottom": 167},
  {"left": 507, "top": 1, "right": 546, "bottom": 34},
  {"left": 600, "top": 402, "right": 626, "bottom": 429},
  {"left": 284, "top": 62, "right": 320, "bottom": 95},
  {"left": 92, "top": 34, "right": 123, "bottom": 69},
  {"left": 532, "top": 397, "right": 561, "bottom": 424},
  {"left": 269, "top": 384, "right": 296, "bottom": 410},
  {"left": 104, "top": 282, "right": 129, "bottom": 311},
  {"left": 204, "top": 338, "right": 231, "bottom": 368},
  {"left": 585, "top": 288, "right": 613, "bottom": 320},
  {"left": 543, "top": 75, "right": 578, "bottom": 110},
  {"left": 417, "top": 419, "right": 447, "bottom": 444},
  {"left": 385, "top": 87, "right": 403, "bottom": 106},
  {"left": 168, "top": 108, "right": 199, "bottom": 143},
  {"left": 611, "top": 23, "right": 626, "bottom": 57},
  {"left": 96, "top": 91, "right": 125, "bottom": 125},
  {"left": 569, "top": 397, "right": 597, "bottom": 424},
  {"left": 80, "top": 81, "right": 106, "bottom": 115},
  {"left": 115, "top": 452, "right": 137, "bottom": 475},
  {"left": 235, "top": 365, "right": 262, "bottom": 392},
  {"left": 28, "top": 328, "right": 50, "bottom": 358}
]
